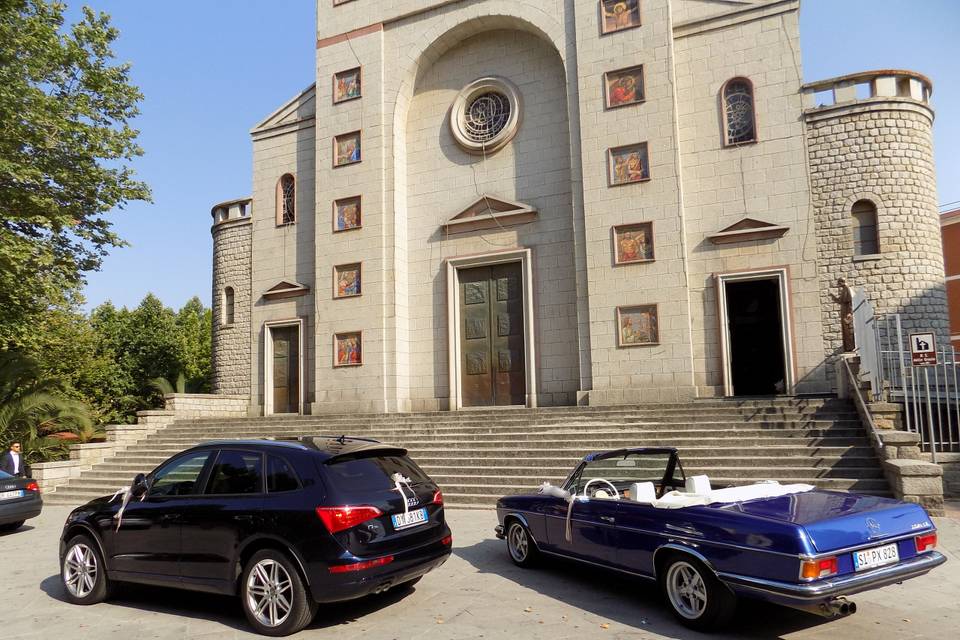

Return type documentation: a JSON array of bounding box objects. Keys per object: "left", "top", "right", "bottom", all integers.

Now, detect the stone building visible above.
[{"left": 209, "top": 0, "right": 948, "bottom": 415}]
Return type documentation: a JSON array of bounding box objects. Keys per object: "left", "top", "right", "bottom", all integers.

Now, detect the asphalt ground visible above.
[{"left": 0, "top": 505, "right": 957, "bottom": 639}]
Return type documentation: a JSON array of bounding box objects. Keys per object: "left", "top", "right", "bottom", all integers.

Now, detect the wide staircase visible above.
[{"left": 45, "top": 396, "right": 890, "bottom": 507}]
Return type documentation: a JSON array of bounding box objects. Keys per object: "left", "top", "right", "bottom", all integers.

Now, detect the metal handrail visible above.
[{"left": 842, "top": 357, "right": 884, "bottom": 451}]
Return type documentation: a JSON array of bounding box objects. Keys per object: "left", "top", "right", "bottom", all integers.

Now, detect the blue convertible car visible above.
[{"left": 495, "top": 447, "right": 946, "bottom": 631}]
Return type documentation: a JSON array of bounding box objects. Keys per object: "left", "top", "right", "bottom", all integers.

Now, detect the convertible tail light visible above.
[
  {"left": 328, "top": 555, "right": 394, "bottom": 574},
  {"left": 25, "top": 482, "right": 39, "bottom": 493},
  {"left": 915, "top": 533, "right": 937, "bottom": 553},
  {"left": 800, "top": 556, "right": 838, "bottom": 580},
  {"left": 432, "top": 489, "right": 444, "bottom": 506},
  {"left": 316, "top": 506, "right": 383, "bottom": 534},
  {"left": 441, "top": 534, "right": 453, "bottom": 546}
]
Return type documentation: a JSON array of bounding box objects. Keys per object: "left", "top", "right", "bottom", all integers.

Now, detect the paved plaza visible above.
[{"left": 0, "top": 505, "right": 957, "bottom": 639}]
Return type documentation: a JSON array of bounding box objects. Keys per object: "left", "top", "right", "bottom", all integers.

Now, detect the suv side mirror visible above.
[{"left": 131, "top": 473, "right": 149, "bottom": 498}]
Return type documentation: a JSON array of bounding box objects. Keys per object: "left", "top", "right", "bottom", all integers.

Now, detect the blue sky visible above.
[{"left": 65, "top": 0, "right": 960, "bottom": 312}]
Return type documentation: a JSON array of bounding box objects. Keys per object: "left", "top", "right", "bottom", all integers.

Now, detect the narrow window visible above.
[
  {"left": 852, "top": 200, "right": 879, "bottom": 256},
  {"left": 722, "top": 78, "right": 757, "bottom": 146},
  {"left": 223, "top": 286, "right": 235, "bottom": 325},
  {"left": 276, "top": 174, "right": 295, "bottom": 225}
]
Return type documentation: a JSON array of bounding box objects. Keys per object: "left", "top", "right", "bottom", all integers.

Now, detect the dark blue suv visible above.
[{"left": 59, "top": 437, "right": 452, "bottom": 636}]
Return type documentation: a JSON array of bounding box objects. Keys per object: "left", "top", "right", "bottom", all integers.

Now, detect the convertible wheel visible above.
[
  {"left": 506, "top": 521, "right": 538, "bottom": 568},
  {"left": 660, "top": 555, "right": 736, "bottom": 630},
  {"left": 241, "top": 550, "right": 318, "bottom": 637},
  {"left": 61, "top": 535, "right": 111, "bottom": 605}
]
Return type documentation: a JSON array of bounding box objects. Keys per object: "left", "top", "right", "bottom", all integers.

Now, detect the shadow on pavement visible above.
[
  {"left": 40, "top": 572, "right": 418, "bottom": 633},
  {"left": 455, "top": 538, "right": 836, "bottom": 640},
  {"left": 0, "top": 524, "right": 35, "bottom": 537}
]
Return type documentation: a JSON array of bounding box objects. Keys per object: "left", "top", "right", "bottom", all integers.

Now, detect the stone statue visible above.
[{"left": 830, "top": 277, "right": 856, "bottom": 352}]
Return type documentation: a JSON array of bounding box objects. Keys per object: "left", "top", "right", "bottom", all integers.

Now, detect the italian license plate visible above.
[
  {"left": 391, "top": 508, "right": 428, "bottom": 531},
  {"left": 0, "top": 490, "right": 25, "bottom": 501},
  {"left": 853, "top": 543, "right": 900, "bottom": 571}
]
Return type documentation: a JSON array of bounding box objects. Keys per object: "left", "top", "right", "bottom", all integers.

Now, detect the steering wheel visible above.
[{"left": 583, "top": 478, "right": 620, "bottom": 500}]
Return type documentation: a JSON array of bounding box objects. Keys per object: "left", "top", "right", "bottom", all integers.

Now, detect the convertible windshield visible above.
[{"left": 566, "top": 452, "right": 684, "bottom": 497}]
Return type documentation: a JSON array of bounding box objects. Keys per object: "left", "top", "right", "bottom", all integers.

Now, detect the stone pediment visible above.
[
  {"left": 443, "top": 195, "right": 537, "bottom": 234},
  {"left": 251, "top": 84, "right": 316, "bottom": 134},
  {"left": 707, "top": 218, "right": 789, "bottom": 244},
  {"left": 262, "top": 280, "right": 310, "bottom": 300}
]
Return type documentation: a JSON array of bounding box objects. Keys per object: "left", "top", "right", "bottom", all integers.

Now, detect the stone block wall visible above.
[
  {"left": 212, "top": 217, "right": 252, "bottom": 396},
  {"left": 807, "top": 93, "right": 948, "bottom": 380}
]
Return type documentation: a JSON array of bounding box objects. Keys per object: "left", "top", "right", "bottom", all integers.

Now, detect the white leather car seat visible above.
[
  {"left": 627, "top": 482, "right": 657, "bottom": 504},
  {"left": 685, "top": 475, "right": 712, "bottom": 495}
]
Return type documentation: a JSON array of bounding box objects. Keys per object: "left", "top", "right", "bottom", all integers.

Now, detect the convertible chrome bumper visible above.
[{"left": 718, "top": 551, "right": 947, "bottom": 602}]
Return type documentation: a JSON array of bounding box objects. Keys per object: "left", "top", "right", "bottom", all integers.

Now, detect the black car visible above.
[
  {"left": 0, "top": 469, "right": 42, "bottom": 531},
  {"left": 59, "top": 437, "right": 452, "bottom": 636}
]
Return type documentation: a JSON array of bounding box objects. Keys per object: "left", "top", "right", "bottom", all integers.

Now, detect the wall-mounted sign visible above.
[{"left": 910, "top": 332, "right": 937, "bottom": 366}]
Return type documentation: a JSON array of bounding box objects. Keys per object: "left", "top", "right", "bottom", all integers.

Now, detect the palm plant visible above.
[
  {"left": 0, "top": 351, "right": 93, "bottom": 456},
  {"left": 147, "top": 371, "right": 187, "bottom": 396}
]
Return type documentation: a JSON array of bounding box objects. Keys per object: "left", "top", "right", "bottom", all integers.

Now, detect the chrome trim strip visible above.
[
  {"left": 718, "top": 551, "right": 946, "bottom": 601},
  {"left": 539, "top": 549, "right": 656, "bottom": 581}
]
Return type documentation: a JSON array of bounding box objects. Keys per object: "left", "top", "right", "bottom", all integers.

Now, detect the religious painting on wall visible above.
[
  {"left": 334, "top": 196, "right": 362, "bottom": 231},
  {"left": 334, "top": 331, "right": 362, "bottom": 366},
  {"left": 600, "top": 0, "right": 641, "bottom": 35},
  {"left": 617, "top": 304, "right": 659, "bottom": 347},
  {"left": 334, "top": 131, "right": 361, "bottom": 167},
  {"left": 334, "top": 263, "right": 362, "bottom": 298},
  {"left": 333, "top": 67, "right": 361, "bottom": 103},
  {"left": 613, "top": 222, "right": 655, "bottom": 264},
  {"left": 605, "top": 65, "right": 645, "bottom": 109},
  {"left": 608, "top": 142, "right": 650, "bottom": 186}
]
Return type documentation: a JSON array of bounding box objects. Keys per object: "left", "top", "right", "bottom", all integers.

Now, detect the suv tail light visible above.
[
  {"left": 432, "top": 490, "right": 443, "bottom": 506},
  {"left": 316, "top": 506, "right": 382, "bottom": 534},
  {"left": 25, "top": 482, "right": 39, "bottom": 493},
  {"left": 915, "top": 533, "right": 937, "bottom": 553},
  {"left": 328, "top": 555, "right": 394, "bottom": 574},
  {"left": 800, "top": 556, "right": 838, "bottom": 580}
]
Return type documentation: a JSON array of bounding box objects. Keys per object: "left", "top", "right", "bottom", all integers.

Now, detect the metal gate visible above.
[{"left": 866, "top": 312, "right": 960, "bottom": 461}]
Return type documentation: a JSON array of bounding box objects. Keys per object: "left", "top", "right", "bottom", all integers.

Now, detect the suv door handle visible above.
[
  {"left": 599, "top": 516, "right": 615, "bottom": 524},
  {"left": 233, "top": 515, "right": 254, "bottom": 523},
  {"left": 160, "top": 514, "right": 180, "bottom": 523}
]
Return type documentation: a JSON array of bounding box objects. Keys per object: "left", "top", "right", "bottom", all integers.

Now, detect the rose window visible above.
[{"left": 451, "top": 77, "right": 523, "bottom": 154}]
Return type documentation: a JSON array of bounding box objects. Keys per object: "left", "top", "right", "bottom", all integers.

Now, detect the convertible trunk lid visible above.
[{"left": 726, "top": 490, "right": 933, "bottom": 552}]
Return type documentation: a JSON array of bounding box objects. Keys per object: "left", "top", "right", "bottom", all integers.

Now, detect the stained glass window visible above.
[
  {"left": 278, "top": 174, "right": 295, "bottom": 225},
  {"left": 464, "top": 92, "right": 511, "bottom": 144},
  {"left": 723, "top": 79, "right": 756, "bottom": 145}
]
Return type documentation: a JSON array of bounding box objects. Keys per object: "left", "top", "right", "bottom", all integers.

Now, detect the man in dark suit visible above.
[{"left": 0, "top": 442, "right": 25, "bottom": 477}]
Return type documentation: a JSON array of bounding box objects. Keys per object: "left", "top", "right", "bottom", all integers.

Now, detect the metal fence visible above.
[{"left": 863, "top": 310, "right": 960, "bottom": 461}]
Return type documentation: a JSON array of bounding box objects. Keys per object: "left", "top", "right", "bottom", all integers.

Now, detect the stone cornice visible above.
[
  {"left": 673, "top": 0, "right": 798, "bottom": 39},
  {"left": 803, "top": 97, "right": 935, "bottom": 125}
]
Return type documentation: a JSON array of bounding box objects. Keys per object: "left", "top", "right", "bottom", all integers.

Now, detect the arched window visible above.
[
  {"left": 276, "top": 174, "right": 295, "bottom": 225},
  {"left": 852, "top": 200, "right": 879, "bottom": 256},
  {"left": 223, "top": 287, "right": 235, "bottom": 326},
  {"left": 722, "top": 78, "right": 757, "bottom": 146}
]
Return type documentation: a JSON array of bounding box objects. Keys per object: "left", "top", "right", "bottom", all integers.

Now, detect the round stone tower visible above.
[
  {"left": 805, "top": 70, "right": 948, "bottom": 356},
  {"left": 210, "top": 198, "right": 252, "bottom": 396}
]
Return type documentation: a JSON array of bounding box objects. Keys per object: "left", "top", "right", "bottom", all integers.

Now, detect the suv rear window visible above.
[
  {"left": 206, "top": 450, "right": 263, "bottom": 495},
  {"left": 324, "top": 455, "right": 431, "bottom": 495}
]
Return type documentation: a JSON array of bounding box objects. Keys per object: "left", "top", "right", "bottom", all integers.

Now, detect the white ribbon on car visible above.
[
  {"left": 538, "top": 482, "right": 576, "bottom": 543},
  {"left": 391, "top": 473, "right": 415, "bottom": 516},
  {"left": 109, "top": 482, "right": 146, "bottom": 532}
]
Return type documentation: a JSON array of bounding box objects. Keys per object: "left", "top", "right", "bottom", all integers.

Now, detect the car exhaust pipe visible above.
[{"left": 821, "top": 597, "right": 857, "bottom": 617}]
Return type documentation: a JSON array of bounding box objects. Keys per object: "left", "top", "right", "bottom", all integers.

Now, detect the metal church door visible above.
[
  {"left": 459, "top": 263, "right": 526, "bottom": 407},
  {"left": 271, "top": 326, "right": 299, "bottom": 414}
]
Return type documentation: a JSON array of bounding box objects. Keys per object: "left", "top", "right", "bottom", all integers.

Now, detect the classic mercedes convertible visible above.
[{"left": 494, "top": 448, "right": 946, "bottom": 631}]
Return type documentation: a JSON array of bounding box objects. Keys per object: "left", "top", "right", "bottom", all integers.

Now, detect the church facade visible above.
[{"left": 209, "top": 0, "right": 948, "bottom": 415}]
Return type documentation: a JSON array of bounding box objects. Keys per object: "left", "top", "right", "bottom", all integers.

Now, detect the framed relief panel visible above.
[
  {"left": 333, "top": 67, "right": 361, "bottom": 104},
  {"left": 618, "top": 304, "right": 659, "bottom": 347},
  {"left": 334, "top": 196, "right": 362, "bottom": 232},
  {"left": 334, "top": 331, "right": 362, "bottom": 367},
  {"left": 334, "top": 263, "right": 362, "bottom": 299},
  {"left": 600, "top": 0, "right": 641, "bottom": 35},
  {"left": 613, "top": 222, "right": 655, "bottom": 264},
  {"left": 605, "top": 65, "right": 645, "bottom": 109},
  {"left": 334, "top": 131, "right": 361, "bottom": 167},
  {"left": 608, "top": 142, "right": 650, "bottom": 186}
]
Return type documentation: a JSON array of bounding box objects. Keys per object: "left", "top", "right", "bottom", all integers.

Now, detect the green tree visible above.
[
  {"left": 175, "top": 297, "right": 213, "bottom": 393},
  {"left": 0, "top": 0, "right": 151, "bottom": 346}
]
